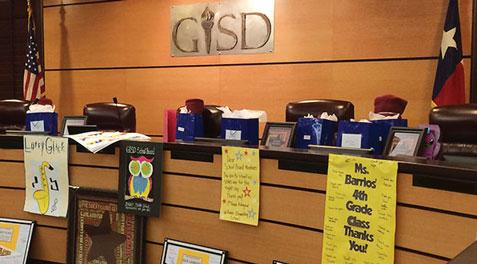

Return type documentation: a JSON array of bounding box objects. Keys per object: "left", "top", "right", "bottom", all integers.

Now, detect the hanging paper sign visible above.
[
  {"left": 220, "top": 146, "right": 260, "bottom": 226},
  {"left": 118, "top": 141, "right": 163, "bottom": 217},
  {"left": 23, "top": 135, "right": 69, "bottom": 217},
  {"left": 322, "top": 154, "right": 398, "bottom": 264}
]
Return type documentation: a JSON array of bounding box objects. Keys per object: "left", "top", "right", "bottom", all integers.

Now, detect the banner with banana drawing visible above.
[{"left": 23, "top": 135, "right": 69, "bottom": 217}]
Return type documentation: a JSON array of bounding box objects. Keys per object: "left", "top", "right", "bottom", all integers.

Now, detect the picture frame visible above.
[
  {"left": 67, "top": 188, "right": 144, "bottom": 264},
  {"left": 61, "top": 115, "right": 87, "bottom": 136},
  {"left": 0, "top": 218, "right": 35, "bottom": 264},
  {"left": 161, "top": 238, "right": 227, "bottom": 264},
  {"left": 383, "top": 127, "right": 425, "bottom": 157},
  {"left": 260, "top": 122, "right": 296, "bottom": 148}
]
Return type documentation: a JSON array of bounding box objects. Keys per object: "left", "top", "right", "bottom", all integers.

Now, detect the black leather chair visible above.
[
  {"left": 286, "top": 99, "right": 354, "bottom": 122},
  {"left": 83, "top": 102, "right": 136, "bottom": 132},
  {"left": 430, "top": 104, "right": 477, "bottom": 159},
  {"left": 0, "top": 99, "right": 30, "bottom": 131}
]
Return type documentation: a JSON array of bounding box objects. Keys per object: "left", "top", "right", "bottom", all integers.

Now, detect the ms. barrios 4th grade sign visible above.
[{"left": 322, "top": 154, "right": 398, "bottom": 264}]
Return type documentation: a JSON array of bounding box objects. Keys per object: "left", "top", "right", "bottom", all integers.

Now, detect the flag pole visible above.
[
  {"left": 471, "top": 0, "right": 477, "bottom": 103},
  {"left": 27, "top": 0, "right": 32, "bottom": 31},
  {"left": 39, "top": 0, "right": 45, "bottom": 84}
]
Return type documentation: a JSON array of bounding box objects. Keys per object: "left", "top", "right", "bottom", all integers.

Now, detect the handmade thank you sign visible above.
[
  {"left": 220, "top": 146, "right": 259, "bottom": 226},
  {"left": 322, "top": 154, "right": 398, "bottom": 264},
  {"left": 118, "top": 141, "right": 163, "bottom": 217},
  {"left": 23, "top": 135, "right": 69, "bottom": 217}
]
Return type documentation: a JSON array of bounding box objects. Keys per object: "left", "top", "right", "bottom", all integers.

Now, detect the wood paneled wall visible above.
[{"left": 42, "top": 0, "right": 473, "bottom": 135}]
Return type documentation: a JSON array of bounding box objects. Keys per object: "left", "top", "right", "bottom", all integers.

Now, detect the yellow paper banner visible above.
[
  {"left": 322, "top": 154, "right": 398, "bottom": 264},
  {"left": 220, "top": 146, "right": 260, "bottom": 226}
]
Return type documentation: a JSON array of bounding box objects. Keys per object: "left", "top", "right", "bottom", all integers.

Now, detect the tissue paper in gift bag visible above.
[
  {"left": 26, "top": 112, "right": 58, "bottom": 135},
  {"left": 221, "top": 118, "right": 259, "bottom": 145},
  {"left": 295, "top": 117, "right": 337, "bottom": 149},
  {"left": 176, "top": 113, "right": 204, "bottom": 142}
]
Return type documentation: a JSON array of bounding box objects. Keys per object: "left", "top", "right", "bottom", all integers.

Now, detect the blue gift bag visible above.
[
  {"left": 26, "top": 112, "right": 58, "bottom": 135},
  {"left": 371, "top": 119, "right": 408, "bottom": 154},
  {"left": 176, "top": 113, "right": 204, "bottom": 142},
  {"left": 295, "top": 118, "right": 337, "bottom": 149},
  {"left": 220, "top": 118, "right": 259, "bottom": 145},
  {"left": 336, "top": 120, "right": 388, "bottom": 154}
]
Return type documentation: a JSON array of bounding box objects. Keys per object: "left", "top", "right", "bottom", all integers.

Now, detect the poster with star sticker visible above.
[
  {"left": 220, "top": 146, "right": 260, "bottom": 226},
  {"left": 67, "top": 188, "right": 144, "bottom": 264}
]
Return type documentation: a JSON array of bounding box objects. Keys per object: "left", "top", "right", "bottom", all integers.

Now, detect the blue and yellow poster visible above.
[{"left": 322, "top": 154, "right": 398, "bottom": 264}]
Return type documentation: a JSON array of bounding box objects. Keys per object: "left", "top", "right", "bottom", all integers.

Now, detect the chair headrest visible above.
[
  {"left": 0, "top": 99, "right": 30, "bottom": 130},
  {"left": 286, "top": 99, "right": 354, "bottom": 122},
  {"left": 430, "top": 104, "right": 477, "bottom": 144},
  {"left": 83, "top": 102, "right": 136, "bottom": 132}
]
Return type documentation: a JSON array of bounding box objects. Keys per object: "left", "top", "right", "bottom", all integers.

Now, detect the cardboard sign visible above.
[
  {"left": 322, "top": 154, "right": 398, "bottom": 264},
  {"left": 23, "top": 135, "right": 69, "bottom": 217},
  {"left": 118, "top": 141, "right": 163, "bottom": 217},
  {"left": 220, "top": 146, "right": 260, "bottom": 226}
]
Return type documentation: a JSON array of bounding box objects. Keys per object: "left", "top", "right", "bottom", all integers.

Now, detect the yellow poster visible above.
[
  {"left": 220, "top": 146, "right": 260, "bottom": 226},
  {"left": 322, "top": 154, "right": 398, "bottom": 264}
]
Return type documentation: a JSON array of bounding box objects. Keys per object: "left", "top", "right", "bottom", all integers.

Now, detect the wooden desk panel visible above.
[
  {"left": 0, "top": 148, "right": 22, "bottom": 161},
  {"left": 395, "top": 250, "right": 447, "bottom": 264},
  {"left": 397, "top": 173, "right": 477, "bottom": 216},
  {"left": 161, "top": 170, "right": 476, "bottom": 259},
  {"left": 0, "top": 144, "right": 475, "bottom": 263},
  {"left": 164, "top": 151, "right": 221, "bottom": 177},
  {"left": 0, "top": 188, "right": 67, "bottom": 228},
  {"left": 162, "top": 173, "right": 325, "bottom": 229},
  {"left": 0, "top": 161, "right": 24, "bottom": 188},
  {"left": 29, "top": 226, "right": 67, "bottom": 263},
  {"left": 68, "top": 146, "right": 119, "bottom": 167},
  {"left": 69, "top": 166, "right": 118, "bottom": 190},
  {"left": 146, "top": 206, "right": 322, "bottom": 264}
]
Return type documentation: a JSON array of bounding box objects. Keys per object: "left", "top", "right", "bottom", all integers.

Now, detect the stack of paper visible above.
[{"left": 65, "top": 131, "right": 150, "bottom": 153}]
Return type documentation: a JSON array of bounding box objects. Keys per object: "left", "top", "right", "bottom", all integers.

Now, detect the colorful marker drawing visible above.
[
  {"left": 33, "top": 161, "right": 54, "bottom": 214},
  {"left": 127, "top": 156, "right": 154, "bottom": 202},
  {"left": 118, "top": 141, "right": 162, "bottom": 217},
  {"left": 24, "top": 136, "right": 68, "bottom": 217}
]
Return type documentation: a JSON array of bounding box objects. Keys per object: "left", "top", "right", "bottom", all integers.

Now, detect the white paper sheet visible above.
[
  {"left": 341, "top": 133, "right": 362, "bottom": 148},
  {"left": 23, "top": 136, "right": 69, "bottom": 217}
]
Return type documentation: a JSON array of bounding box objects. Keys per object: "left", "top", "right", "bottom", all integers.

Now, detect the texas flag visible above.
[{"left": 432, "top": 0, "right": 465, "bottom": 107}]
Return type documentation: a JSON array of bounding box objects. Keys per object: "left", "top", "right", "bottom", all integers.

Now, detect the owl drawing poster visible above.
[{"left": 118, "top": 141, "right": 163, "bottom": 217}]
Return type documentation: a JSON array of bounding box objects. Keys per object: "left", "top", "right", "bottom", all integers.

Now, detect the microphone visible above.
[{"left": 113, "top": 97, "right": 125, "bottom": 132}]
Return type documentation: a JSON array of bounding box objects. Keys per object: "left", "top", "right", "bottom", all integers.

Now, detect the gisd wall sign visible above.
[{"left": 171, "top": 0, "right": 275, "bottom": 56}]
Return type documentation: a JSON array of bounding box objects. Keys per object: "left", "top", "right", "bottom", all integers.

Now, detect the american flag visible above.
[{"left": 23, "top": 2, "right": 45, "bottom": 101}]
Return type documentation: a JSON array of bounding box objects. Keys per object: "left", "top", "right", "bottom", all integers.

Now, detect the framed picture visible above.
[
  {"left": 261, "top": 122, "right": 296, "bottom": 148},
  {"left": 383, "top": 127, "right": 425, "bottom": 157},
  {"left": 61, "top": 115, "right": 87, "bottom": 135},
  {"left": 67, "top": 188, "right": 144, "bottom": 264},
  {"left": 0, "top": 218, "right": 35, "bottom": 264},
  {"left": 161, "top": 238, "right": 227, "bottom": 264}
]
